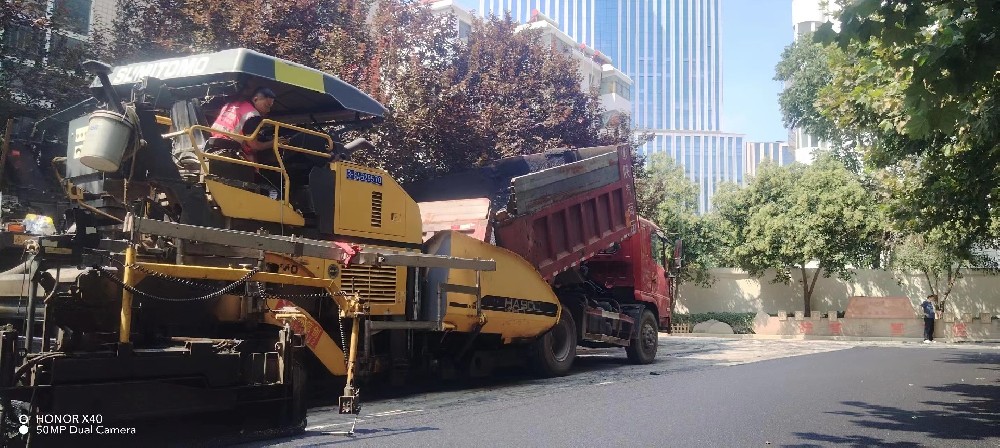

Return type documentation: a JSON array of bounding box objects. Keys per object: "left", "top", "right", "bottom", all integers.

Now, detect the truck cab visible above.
[{"left": 587, "top": 217, "right": 673, "bottom": 329}]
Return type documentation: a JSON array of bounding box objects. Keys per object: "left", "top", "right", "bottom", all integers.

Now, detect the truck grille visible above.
[
  {"left": 341, "top": 264, "right": 397, "bottom": 303},
  {"left": 371, "top": 192, "right": 382, "bottom": 227}
]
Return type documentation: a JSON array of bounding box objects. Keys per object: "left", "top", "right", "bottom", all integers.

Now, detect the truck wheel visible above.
[
  {"left": 531, "top": 308, "right": 577, "bottom": 377},
  {"left": 626, "top": 309, "right": 658, "bottom": 364}
]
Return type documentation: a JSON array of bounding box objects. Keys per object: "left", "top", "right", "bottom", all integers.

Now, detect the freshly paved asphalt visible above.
[{"left": 250, "top": 341, "right": 1000, "bottom": 447}]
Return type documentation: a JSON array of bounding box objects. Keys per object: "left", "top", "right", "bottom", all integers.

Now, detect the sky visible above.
[
  {"left": 453, "top": 0, "right": 793, "bottom": 142},
  {"left": 720, "top": 0, "right": 793, "bottom": 142}
]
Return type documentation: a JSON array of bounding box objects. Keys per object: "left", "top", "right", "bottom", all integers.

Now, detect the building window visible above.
[
  {"left": 49, "top": 32, "right": 86, "bottom": 65},
  {"left": 2, "top": 24, "right": 46, "bottom": 59},
  {"left": 458, "top": 20, "right": 472, "bottom": 39},
  {"left": 600, "top": 78, "right": 632, "bottom": 100},
  {"left": 53, "top": 0, "right": 92, "bottom": 36}
]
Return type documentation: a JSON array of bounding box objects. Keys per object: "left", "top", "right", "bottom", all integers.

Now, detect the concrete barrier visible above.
[
  {"left": 752, "top": 314, "right": 1000, "bottom": 342},
  {"left": 676, "top": 268, "right": 1000, "bottom": 319}
]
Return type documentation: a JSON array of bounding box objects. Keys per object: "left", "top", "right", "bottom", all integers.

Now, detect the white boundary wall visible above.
[{"left": 677, "top": 268, "right": 1000, "bottom": 318}]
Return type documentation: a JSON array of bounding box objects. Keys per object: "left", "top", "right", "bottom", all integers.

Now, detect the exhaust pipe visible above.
[
  {"left": 334, "top": 138, "right": 375, "bottom": 160},
  {"left": 82, "top": 59, "right": 125, "bottom": 114},
  {"left": 344, "top": 138, "right": 375, "bottom": 154}
]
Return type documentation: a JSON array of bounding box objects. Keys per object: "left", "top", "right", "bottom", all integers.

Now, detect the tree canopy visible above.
[
  {"left": 636, "top": 152, "right": 720, "bottom": 288},
  {"left": 773, "top": 36, "right": 864, "bottom": 171},
  {"left": 774, "top": 2, "right": 1000, "bottom": 313},
  {"left": 714, "top": 154, "right": 881, "bottom": 316},
  {"left": 104, "top": 0, "right": 353, "bottom": 66},
  {"left": 95, "top": 0, "right": 630, "bottom": 183},
  {"left": 774, "top": 36, "right": 835, "bottom": 144},
  {"left": 360, "top": 10, "right": 635, "bottom": 182},
  {"left": 812, "top": 0, "right": 1000, "bottom": 240}
]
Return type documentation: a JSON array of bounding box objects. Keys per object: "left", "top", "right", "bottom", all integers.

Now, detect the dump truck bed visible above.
[{"left": 408, "top": 145, "right": 638, "bottom": 281}]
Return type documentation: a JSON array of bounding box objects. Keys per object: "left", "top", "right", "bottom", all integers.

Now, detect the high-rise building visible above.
[
  {"left": 743, "top": 141, "right": 794, "bottom": 181},
  {"left": 476, "top": 0, "right": 745, "bottom": 213},
  {"left": 789, "top": 0, "right": 837, "bottom": 163}
]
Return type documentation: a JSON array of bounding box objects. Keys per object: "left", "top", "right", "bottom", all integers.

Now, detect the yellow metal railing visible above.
[{"left": 182, "top": 119, "right": 334, "bottom": 205}]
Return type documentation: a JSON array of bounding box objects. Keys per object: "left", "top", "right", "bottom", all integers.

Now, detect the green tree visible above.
[
  {"left": 887, "top": 228, "right": 997, "bottom": 315},
  {"left": 636, "top": 152, "right": 719, "bottom": 288},
  {"left": 774, "top": 36, "right": 836, "bottom": 145},
  {"left": 815, "top": 0, "right": 1000, "bottom": 241},
  {"left": 775, "top": 1, "right": 1000, "bottom": 308},
  {"left": 714, "top": 154, "right": 881, "bottom": 316},
  {"left": 773, "top": 35, "right": 865, "bottom": 171},
  {"left": 876, "top": 162, "right": 999, "bottom": 312}
]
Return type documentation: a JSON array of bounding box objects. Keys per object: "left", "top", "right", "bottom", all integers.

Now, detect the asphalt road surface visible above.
[{"left": 244, "top": 337, "right": 1000, "bottom": 447}]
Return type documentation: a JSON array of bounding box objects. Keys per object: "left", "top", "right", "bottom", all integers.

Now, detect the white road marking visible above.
[
  {"left": 305, "top": 409, "right": 423, "bottom": 430},
  {"left": 306, "top": 421, "right": 366, "bottom": 431},
  {"left": 596, "top": 381, "right": 615, "bottom": 386},
  {"left": 367, "top": 409, "right": 424, "bottom": 417}
]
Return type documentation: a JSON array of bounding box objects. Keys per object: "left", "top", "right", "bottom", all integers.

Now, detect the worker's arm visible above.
[
  {"left": 247, "top": 138, "right": 273, "bottom": 151},
  {"left": 247, "top": 136, "right": 290, "bottom": 152}
]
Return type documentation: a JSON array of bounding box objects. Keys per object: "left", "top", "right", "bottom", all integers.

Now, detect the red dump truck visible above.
[{"left": 407, "top": 145, "right": 678, "bottom": 368}]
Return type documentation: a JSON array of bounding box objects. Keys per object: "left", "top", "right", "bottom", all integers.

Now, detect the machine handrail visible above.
[{"left": 181, "top": 120, "right": 334, "bottom": 206}]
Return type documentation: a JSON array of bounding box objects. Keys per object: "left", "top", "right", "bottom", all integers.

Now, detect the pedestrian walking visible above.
[{"left": 920, "top": 294, "right": 938, "bottom": 343}]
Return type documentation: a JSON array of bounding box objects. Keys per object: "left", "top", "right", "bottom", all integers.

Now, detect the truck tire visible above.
[
  {"left": 290, "top": 358, "right": 308, "bottom": 428},
  {"left": 626, "top": 309, "right": 658, "bottom": 364},
  {"left": 531, "top": 308, "right": 577, "bottom": 377}
]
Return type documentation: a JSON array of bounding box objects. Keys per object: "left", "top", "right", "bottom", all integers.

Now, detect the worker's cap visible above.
[{"left": 254, "top": 87, "right": 277, "bottom": 99}]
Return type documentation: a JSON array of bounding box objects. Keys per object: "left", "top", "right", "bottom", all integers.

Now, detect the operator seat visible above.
[
  {"left": 167, "top": 99, "right": 256, "bottom": 184},
  {"left": 169, "top": 100, "right": 208, "bottom": 169},
  {"left": 167, "top": 100, "right": 325, "bottom": 218}
]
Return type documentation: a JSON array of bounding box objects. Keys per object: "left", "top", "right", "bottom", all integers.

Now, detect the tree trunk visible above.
[
  {"left": 941, "top": 263, "right": 964, "bottom": 316},
  {"left": 800, "top": 266, "right": 821, "bottom": 317},
  {"left": 808, "top": 266, "right": 822, "bottom": 317},
  {"left": 923, "top": 270, "right": 938, "bottom": 297}
]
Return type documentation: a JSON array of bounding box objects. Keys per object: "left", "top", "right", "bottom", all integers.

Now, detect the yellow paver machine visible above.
[{"left": 0, "top": 49, "right": 672, "bottom": 446}]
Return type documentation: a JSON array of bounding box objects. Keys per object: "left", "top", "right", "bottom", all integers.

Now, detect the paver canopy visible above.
[{"left": 90, "top": 48, "right": 386, "bottom": 123}]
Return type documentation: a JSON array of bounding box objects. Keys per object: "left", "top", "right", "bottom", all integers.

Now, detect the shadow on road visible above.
[
  {"left": 937, "top": 350, "right": 1000, "bottom": 371},
  {"left": 791, "top": 348, "right": 1000, "bottom": 446},
  {"left": 793, "top": 383, "right": 999, "bottom": 446},
  {"left": 786, "top": 432, "right": 921, "bottom": 447},
  {"left": 240, "top": 426, "right": 439, "bottom": 447}
]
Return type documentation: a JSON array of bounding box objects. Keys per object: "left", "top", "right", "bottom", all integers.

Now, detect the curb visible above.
[{"left": 660, "top": 332, "right": 1000, "bottom": 344}]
